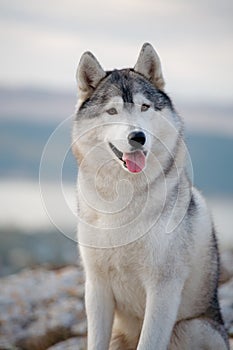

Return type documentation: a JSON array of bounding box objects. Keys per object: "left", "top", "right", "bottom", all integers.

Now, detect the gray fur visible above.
[
  {"left": 72, "top": 43, "right": 229, "bottom": 349},
  {"left": 76, "top": 69, "right": 173, "bottom": 118}
]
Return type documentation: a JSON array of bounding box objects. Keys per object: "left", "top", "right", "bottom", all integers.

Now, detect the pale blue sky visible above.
[{"left": 0, "top": 0, "right": 233, "bottom": 103}]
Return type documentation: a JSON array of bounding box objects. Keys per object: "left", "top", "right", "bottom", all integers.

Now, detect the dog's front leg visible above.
[
  {"left": 137, "top": 280, "right": 183, "bottom": 350},
  {"left": 85, "top": 277, "right": 114, "bottom": 350}
]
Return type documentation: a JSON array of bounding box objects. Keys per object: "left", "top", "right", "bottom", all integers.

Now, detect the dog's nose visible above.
[{"left": 128, "top": 131, "right": 146, "bottom": 148}]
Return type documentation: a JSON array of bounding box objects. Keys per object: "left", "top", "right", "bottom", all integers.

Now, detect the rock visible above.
[
  {"left": 219, "top": 250, "right": 233, "bottom": 344},
  {"left": 47, "top": 337, "right": 86, "bottom": 350},
  {"left": 219, "top": 276, "right": 233, "bottom": 334},
  {"left": 0, "top": 251, "right": 233, "bottom": 349},
  {"left": 230, "top": 338, "right": 233, "bottom": 350},
  {"left": 0, "top": 266, "right": 86, "bottom": 350}
]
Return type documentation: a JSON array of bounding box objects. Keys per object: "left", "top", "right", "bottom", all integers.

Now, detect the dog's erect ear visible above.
[
  {"left": 76, "top": 52, "right": 106, "bottom": 102},
  {"left": 134, "top": 43, "right": 165, "bottom": 90}
]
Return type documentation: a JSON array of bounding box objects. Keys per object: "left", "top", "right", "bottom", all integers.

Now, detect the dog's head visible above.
[{"left": 72, "top": 43, "right": 182, "bottom": 176}]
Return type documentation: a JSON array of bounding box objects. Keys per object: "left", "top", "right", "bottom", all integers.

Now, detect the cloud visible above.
[{"left": 0, "top": 0, "right": 232, "bottom": 102}]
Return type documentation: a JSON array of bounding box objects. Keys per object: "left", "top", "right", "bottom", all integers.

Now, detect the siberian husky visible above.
[{"left": 72, "top": 43, "right": 229, "bottom": 349}]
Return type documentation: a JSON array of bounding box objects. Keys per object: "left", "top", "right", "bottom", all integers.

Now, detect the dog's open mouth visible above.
[{"left": 109, "top": 142, "right": 146, "bottom": 173}]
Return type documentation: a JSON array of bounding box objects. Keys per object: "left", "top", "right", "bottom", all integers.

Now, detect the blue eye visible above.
[
  {"left": 107, "top": 108, "right": 118, "bottom": 115},
  {"left": 141, "top": 104, "right": 150, "bottom": 112}
]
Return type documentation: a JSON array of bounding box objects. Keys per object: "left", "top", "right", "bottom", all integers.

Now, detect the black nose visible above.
[{"left": 128, "top": 131, "right": 146, "bottom": 148}]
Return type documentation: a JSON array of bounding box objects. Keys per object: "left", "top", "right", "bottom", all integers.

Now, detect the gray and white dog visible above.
[{"left": 72, "top": 43, "right": 229, "bottom": 349}]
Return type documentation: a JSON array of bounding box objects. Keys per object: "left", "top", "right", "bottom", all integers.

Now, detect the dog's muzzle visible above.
[{"left": 109, "top": 131, "right": 147, "bottom": 173}]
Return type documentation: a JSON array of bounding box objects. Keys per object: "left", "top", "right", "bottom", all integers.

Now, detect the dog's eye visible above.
[
  {"left": 107, "top": 108, "right": 118, "bottom": 115},
  {"left": 141, "top": 104, "right": 150, "bottom": 112}
]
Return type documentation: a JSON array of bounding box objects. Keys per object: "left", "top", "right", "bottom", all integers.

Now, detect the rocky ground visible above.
[{"left": 0, "top": 252, "right": 233, "bottom": 350}]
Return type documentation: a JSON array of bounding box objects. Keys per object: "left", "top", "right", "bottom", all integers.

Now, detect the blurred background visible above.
[{"left": 0, "top": 0, "right": 232, "bottom": 276}]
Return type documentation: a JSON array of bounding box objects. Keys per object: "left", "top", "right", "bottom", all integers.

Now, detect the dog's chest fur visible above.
[
  {"left": 85, "top": 244, "right": 148, "bottom": 317},
  {"left": 81, "top": 228, "right": 179, "bottom": 319},
  {"left": 108, "top": 245, "right": 148, "bottom": 317}
]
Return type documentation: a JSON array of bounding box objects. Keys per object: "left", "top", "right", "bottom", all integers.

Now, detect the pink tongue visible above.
[{"left": 123, "top": 150, "right": 146, "bottom": 173}]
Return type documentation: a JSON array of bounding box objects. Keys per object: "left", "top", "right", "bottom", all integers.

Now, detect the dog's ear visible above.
[
  {"left": 76, "top": 52, "right": 106, "bottom": 102},
  {"left": 134, "top": 43, "right": 165, "bottom": 90}
]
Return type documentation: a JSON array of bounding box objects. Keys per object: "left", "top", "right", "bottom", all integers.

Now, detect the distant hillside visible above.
[
  {"left": 0, "top": 86, "right": 232, "bottom": 195},
  {"left": 185, "top": 132, "right": 233, "bottom": 195},
  {"left": 0, "top": 86, "right": 232, "bottom": 134},
  {"left": 0, "top": 118, "right": 232, "bottom": 195},
  {"left": 0, "top": 86, "right": 76, "bottom": 122},
  {"left": 0, "top": 118, "right": 78, "bottom": 181}
]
